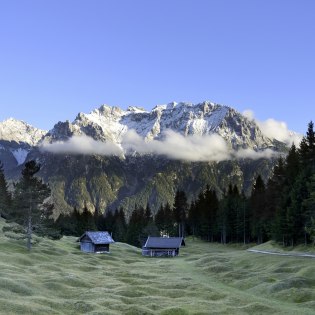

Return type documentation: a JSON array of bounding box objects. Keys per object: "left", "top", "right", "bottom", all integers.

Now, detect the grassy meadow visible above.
[{"left": 1, "top": 218, "right": 315, "bottom": 315}]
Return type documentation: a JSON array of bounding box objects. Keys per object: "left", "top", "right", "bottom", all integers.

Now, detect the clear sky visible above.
[{"left": 0, "top": 0, "right": 314, "bottom": 133}]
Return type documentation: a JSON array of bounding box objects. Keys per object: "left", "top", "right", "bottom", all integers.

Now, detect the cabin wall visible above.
[
  {"left": 95, "top": 244, "right": 109, "bottom": 252},
  {"left": 80, "top": 241, "right": 95, "bottom": 253},
  {"left": 142, "top": 248, "right": 178, "bottom": 257}
]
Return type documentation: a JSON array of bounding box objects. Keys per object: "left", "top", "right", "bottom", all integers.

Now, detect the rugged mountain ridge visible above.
[
  {"left": 0, "top": 102, "right": 287, "bottom": 218},
  {"left": 45, "top": 101, "right": 275, "bottom": 150}
]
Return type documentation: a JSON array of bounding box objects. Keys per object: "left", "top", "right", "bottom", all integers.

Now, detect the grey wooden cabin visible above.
[
  {"left": 142, "top": 236, "right": 185, "bottom": 257},
  {"left": 79, "top": 231, "right": 114, "bottom": 253}
]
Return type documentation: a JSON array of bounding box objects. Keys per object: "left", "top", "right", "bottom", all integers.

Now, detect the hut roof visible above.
[
  {"left": 79, "top": 231, "right": 115, "bottom": 244},
  {"left": 144, "top": 236, "right": 185, "bottom": 249}
]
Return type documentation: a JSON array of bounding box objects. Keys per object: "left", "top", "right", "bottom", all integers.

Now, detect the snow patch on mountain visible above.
[
  {"left": 0, "top": 118, "right": 47, "bottom": 146},
  {"left": 1, "top": 102, "right": 290, "bottom": 163},
  {"left": 11, "top": 148, "right": 29, "bottom": 165},
  {"left": 55, "top": 101, "right": 274, "bottom": 153}
]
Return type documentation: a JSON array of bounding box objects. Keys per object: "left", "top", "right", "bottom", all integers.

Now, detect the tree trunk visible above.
[
  {"left": 243, "top": 206, "right": 246, "bottom": 245},
  {"left": 222, "top": 225, "right": 226, "bottom": 244},
  {"left": 27, "top": 211, "right": 32, "bottom": 251},
  {"left": 27, "top": 195, "right": 32, "bottom": 251}
]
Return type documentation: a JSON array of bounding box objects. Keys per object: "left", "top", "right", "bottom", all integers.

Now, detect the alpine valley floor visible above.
[{"left": 1, "top": 219, "right": 315, "bottom": 315}]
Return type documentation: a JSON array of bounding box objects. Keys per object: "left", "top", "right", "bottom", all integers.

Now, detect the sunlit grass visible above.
[{"left": 1, "top": 218, "right": 315, "bottom": 314}]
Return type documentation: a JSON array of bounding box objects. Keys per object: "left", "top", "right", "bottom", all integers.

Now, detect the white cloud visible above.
[
  {"left": 234, "top": 148, "right": 279, "bottom": 160},
  {"left": 123, "top": 129, "right": 231, "bottom": 162},
  {"left": 243, "top": 109, "right": 303, "bottom": 146},
  {"left": 242, "top": 109, "right": 255, "bottom": 121},
  {"left": 40, "top": 135, "right": 123, "bottom": 156},
  {"left": 41, "top": 130, "right": 279, "bottom": 162}
]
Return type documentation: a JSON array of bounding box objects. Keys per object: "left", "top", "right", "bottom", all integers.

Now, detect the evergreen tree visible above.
[
  {"left": 164, "top": 202, "right": 175, "bottom": 236},
  {"left": 286, "top": 172, "right": 309, "bottom": 246},
  {"left": 173, "top": 190, "right": 188, "bottom": 237},
  {"left": 305, "top": 217, "right": 315, "bottom": 245},
  {"left": 302, "top": 175, "right": 315, "bottom": 244},
  {"left": 55, "top": 211, "right": 79, "bottom": 236},
  {"left": 306, "top": 121, "right": 315, "bottom": 170},
  {"left": 81, "top": 206, "right": 97, "bottom": 233},
  {"left": 250, "top": 175, "right": 266, "bottom": 244},
  {"left": 0, "top": 161, "right": 11, "bottom": 218},
  {"left": 112, "top": 208, "right": 127, "bottom": 242},
  {"left": 141, "top": 203, "right": 158, "bottom": 238},
  {"left": 103, "top": 210, "right": 115, "bottom": 232},
  {"left": 240, "top": 191, "right": 250, "bottom": 244},
  {"left": 126, "top": 205, "right": 146, "bottom": 247},
  {"left": 12, "top": 161, "right": 52, "bottom": 250},
  {"left": 299, "top": 121, "right": 315, "bottom": 173},
  {"left": 285, "top": 144, "right": 300, "bottom": 185},
  {"left": 194, "top": 190, "right": 207, "bottom": 239},
  {"left": 220, "top": 185, "right": 242, "bottom": 243},
  {"left": 155, "top": 204, "right": 166, "bottom": 234},
  {"left": 269, "top": 157, "right": 288, "bottom": 243},
  {"left": 144, "top": 203, "right": 152, "bottom": 225},
  {"left": 201, "top": 187, "right": 219, "bottom": 241},
  {"left": 94, "top": 210, "right": 107, "bottom": 232},
  {"left": 218, "top": 188, "right": 228, "bottom": 244},
  {"left": 188, "top": 200, "right": 199, "bottom": 238}
]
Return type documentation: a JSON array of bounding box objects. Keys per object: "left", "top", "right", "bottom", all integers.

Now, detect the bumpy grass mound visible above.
[{"left": 1, "top": 218, "right": 315, "bottom": 314}]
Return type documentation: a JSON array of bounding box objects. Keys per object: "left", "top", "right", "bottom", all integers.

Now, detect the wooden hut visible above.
[
  {"left": 142, "top": 236, "right": 185, "bottom": 257},
  {"left": 79, "top": 231, "right": 114, "bottom": 253}
]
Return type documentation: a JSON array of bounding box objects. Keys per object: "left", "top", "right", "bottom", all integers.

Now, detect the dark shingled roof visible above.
[
  {"left": 144, "top": 237, "right": 185, "bottom": 249},
  {"left": 79, "top": 231, "right": 115, "bottom": 244}
]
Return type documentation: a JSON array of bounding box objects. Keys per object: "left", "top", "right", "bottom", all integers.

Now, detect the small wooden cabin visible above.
[
  {"left": 79, "top": 231, "right": 114, "bottom": 253},
  {"left": 142, "top": 236, "right": 185, "bottom": 257}
]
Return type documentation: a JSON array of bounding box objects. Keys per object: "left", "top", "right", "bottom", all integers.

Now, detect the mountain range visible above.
[{"left": 0, "top": 101, "right": 289, "bottom": 218}]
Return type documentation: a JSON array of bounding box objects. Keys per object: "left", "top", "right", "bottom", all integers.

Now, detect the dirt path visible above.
[{"left": 247, "top": 249, "right": 315, "bottom": 258}]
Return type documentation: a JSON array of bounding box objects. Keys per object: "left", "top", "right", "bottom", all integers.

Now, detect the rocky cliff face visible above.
[
  {"left": 0, "top": 102, "right": 287, "bottom": 218},
  {"left": 45, "top": 102, "right": 274, "bottom": 150}
]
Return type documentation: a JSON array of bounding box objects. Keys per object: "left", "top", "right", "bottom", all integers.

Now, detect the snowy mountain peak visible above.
[
  {"left": 0, "top": 118, "right": 47, "bottom": 146},
  {"left": 127, "top": 106, "right": 147, "bottom": 113},
  {"left": 45, "top": 101, "right": 275, "bottom": 150}
]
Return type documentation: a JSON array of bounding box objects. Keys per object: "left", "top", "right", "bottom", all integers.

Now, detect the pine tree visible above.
[
  {"left": 218, "top": 188, "right": 229, "bottom": 244},
  {"left": 112, "top": 208, "right": 127, "bottom": 242},
  {"left": 286, "top": 172, "right": 309, "bottom": 246},
  {"left": 103, "top": 210, "right": 115, "bottom": 232},
  {"left": 0, "top": 161, "right": 11, "bottom": 219},
  {"left": 302, "top": 175, "right": 315, "bottom": 244},
  {"left": 164, "top": 202, "right": 175, "bottom": 236},
  {"left": 269, "top": 157, "right": 288, "bottom": 243},
  {"left": 299, "top": 121, "right": 315, "bottom": 173},
  {"left": 81, "top": 206, "right": 97, "bottom": 233},
  {"left": 250, "top": 175, "right": 266, "bottom": 244},
  {"left": 188, "top": 200, "right": 199, "bottom": 238},
  {"left": 195, "top": 190, "right": 207, "bottom": 239},
  {"left": 144, "top": 203, "right": 152, "bottom": 225},
  {"left": 173, "top": 190, "right": 188, "bottom": 237},
  {"left": 202, "top": 187, "right": 219, "bottom": 242},
  {"left": 126, "top": 205, "right": 146, "bottom": 247},
  {"left": 55, "top": 211, "right": 78, "bottom": 236},
  {"left": 12, "top": 161, "right": 52, "bottom": 250},
  {"left": 155, "top": 204, "right": 166, "bottom": 234},
  {"left": 285, "top": 144, "right": 300, "bottom": 185}
]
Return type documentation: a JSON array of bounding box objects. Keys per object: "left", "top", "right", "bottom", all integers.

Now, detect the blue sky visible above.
[{"left": 0, "top": 0, "right": 314, "bottom": 133}]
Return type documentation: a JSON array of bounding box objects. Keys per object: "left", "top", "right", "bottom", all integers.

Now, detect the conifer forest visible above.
[{"left": 1, "top": 122, "right": 315, "bottom": 249}]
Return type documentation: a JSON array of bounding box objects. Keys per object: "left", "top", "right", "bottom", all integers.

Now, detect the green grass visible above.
[{"left": 1, "top": 219, "right": 315, "bottom": 315}]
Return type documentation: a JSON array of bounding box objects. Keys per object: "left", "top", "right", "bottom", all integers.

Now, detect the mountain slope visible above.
[
  {"left": 0, "top": 102, "right": 287, "bottom": 217},
  {"left": 46, "top": 102, "right": 275, "bottom": 151},
  {"left": 1, "top": 218, "right": 314, "bottom": 315},
  {"left": 0, "top": 118, "right": 47, "bottom": 169}
]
